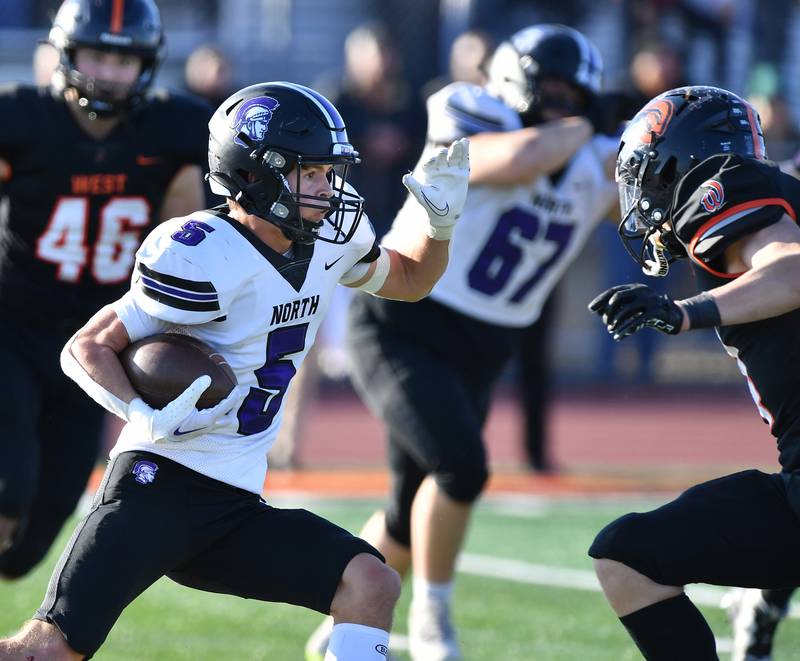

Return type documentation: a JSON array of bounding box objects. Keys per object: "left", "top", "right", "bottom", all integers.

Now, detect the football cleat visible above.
[
  {"left": 724, "top": 588, "right": 787, "bottom": 661},
  {"left": 408, "top": 599, "right": 462, "bottom": 661}
]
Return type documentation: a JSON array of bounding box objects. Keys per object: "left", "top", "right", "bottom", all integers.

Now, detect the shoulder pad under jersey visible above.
[
  {"left": 130, "top": 215, "right": 243, "bottom": 324},
  {"left": 672, "top": 154, "right": 792, "bottom": 270},
  {"left": 427, "top": 82, "right": 522, "bottom": 144}
]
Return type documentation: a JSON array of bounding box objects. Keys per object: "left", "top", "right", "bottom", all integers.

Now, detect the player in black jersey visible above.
[
  {"left": 587, "top": 86, "right": 800, "bottom": 660},
  {"left": 0, "top": 0, "right": 211, "bottom": 579}
]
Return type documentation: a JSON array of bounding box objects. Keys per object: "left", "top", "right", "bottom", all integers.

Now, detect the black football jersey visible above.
[
  {"left": 0, "top": 83, "right": 212, "bottom": 329},
  {"left": 671, "top": 154, "right": 800, "bottom": 471}
]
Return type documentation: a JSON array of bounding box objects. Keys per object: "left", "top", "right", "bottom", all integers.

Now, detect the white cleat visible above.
[
  {"left": 408, "top": 600, "right": 462, "bottom": 661},
  {"left": 723, "top": 588, "right": 786, "bottom": 661}
]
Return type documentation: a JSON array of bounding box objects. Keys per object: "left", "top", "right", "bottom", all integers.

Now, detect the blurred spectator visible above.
[
  {"left": 623, "top": 0, "right": 733, "bottom": 87},
  {"left": 269, "top": 21, "right": 426, "bottom": 469},
  {"left": 327, "top": 21, "right": 426, "bottom": 238},
  {"left": 422, "top": 28, "right": 494, "bottom": 99},
  {"left": 516, "top": 296, "right": 557, "bottom": 472},
  {"left": 184, "top": 44, "right": 235, "bottom": 109},
  {"left": 627, "top": 41, "right": 686, "bottom": 112},
  {"left": 591, "top": 39, "right": 689, "bottom": 385},
  {"left": 748, "top": 93, "right": 800, "bottom": 162},
  {"left": 749, "top": 0, "right": 792, "bottom": 95}
]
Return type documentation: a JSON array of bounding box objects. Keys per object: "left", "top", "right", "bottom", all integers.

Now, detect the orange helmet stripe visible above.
[
  {"left": 110, "top": 0, "right": 125, "bottom": 33},
  {"left": 744, "top": 102, "right": 765, "bottom": 160}
]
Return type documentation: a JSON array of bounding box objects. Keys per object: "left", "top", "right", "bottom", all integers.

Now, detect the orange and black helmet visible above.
[
  {"left": 48, "top": 0, "right": 165, "bottom": 118},
  {"left": 616, "top": 86, "right": 766, "bottom": 271}
]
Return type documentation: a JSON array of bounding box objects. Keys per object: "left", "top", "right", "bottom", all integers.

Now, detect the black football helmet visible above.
[
  {"left": 486, "top": 24, "right": 602, "bottom": 126},
  {"left": 616, "top": 86, "right": 767, "bottom": 275},
  {"left": 207, "top": 82, "right": 364, "bottom": 245},
  {"left": 48, "top": 0, "right": 164, "bottom": 118}
]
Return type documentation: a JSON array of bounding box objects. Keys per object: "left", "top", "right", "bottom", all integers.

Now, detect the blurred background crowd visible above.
[{"left": 2, "top": 0, "right": 798, "bottom": 464}]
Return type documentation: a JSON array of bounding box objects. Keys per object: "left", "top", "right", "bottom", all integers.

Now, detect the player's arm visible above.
[
  {"left": 468, "top": 117, "right": 593, "bottom": 185},
  {"left": 64, "top": 304, "right": 140, "bottom": 410},
  {"left": 158, "top": 164, "right": 205, "bottom": 222},
  {"left": 589, "top": 216, "right": 800, "bottom": 339},
  {"left": 62, "top": 300, "right": 243, "bottom": 443},
  {"left": 0, "top": 157, "right": 10, "bottom": 182},
  {"left": 709, "top": 215, "right": 800, "bottom": 324},
  {"left": 343, "top": 139, "right": 469, "bottom": 301}
]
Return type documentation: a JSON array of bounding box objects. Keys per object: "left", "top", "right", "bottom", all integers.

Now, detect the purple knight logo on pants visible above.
[{"left": 131, "top": 460, "right": 159, "bottom": 485}]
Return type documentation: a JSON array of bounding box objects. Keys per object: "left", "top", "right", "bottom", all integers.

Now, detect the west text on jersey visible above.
[
  {"left": 71, "top": 174, "right": 128, "bottom": 195},
  {"left": 271, "top": 295, "right": 320, "bottom": 325}
]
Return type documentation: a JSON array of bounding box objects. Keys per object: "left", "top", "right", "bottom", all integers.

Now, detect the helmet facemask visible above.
[
  {"left": 211, "top": 138, "right": 364, "bottom": 246},
  {"left": 616, "top": 145, "right": 686, "bottom": 277},
  {"left": 519, "top": 75, "right": 591, "bottom": 126},
  {"left": 55, "top": 47, "right": 160, "bottom": 118}
]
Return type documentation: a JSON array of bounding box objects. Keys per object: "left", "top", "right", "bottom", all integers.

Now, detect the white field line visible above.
[
  {"left": 457, "top": 552, "right": 800, "bottom": 621},
  {"left": 386, "top": 555, "right": 748, "bottom": 656}
]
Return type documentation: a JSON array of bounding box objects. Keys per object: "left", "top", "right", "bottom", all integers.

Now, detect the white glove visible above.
[
  {"left": 126, "top": 375, "right": 249, "bottom": 443},
  {"left": 403, "top": 137, "right": 470, "bottom": 240}
]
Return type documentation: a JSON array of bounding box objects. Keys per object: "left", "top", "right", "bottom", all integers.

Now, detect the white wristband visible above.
[
  {"left": 427, "top": 223, "right": 454, "bottom": 240},
  {"left": 359, "top": 248, "right": 391, "bottom": 294}
]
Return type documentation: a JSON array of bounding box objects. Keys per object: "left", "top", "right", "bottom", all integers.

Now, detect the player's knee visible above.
[
  {"left": 588, "top": 512, "right": 644, "bottom": 563},
  {"left": 436, "top": 462, "right": 489, "bottom": 503},
  {"left": 331, "top": 553, "right": 401, "bottom": 627},
  {"left": 592, "top": 557, "right": 631, "bottom": 595}
]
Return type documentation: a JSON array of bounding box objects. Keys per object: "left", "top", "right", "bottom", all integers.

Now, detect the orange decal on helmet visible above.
[
  {"left": 111, "top": 0, "right": 125, "bottom": 33},
  {"left": 630, "top": 98, "right": 676, "bottom": 144}
]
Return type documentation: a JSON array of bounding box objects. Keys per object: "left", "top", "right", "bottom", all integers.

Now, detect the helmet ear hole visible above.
[{"left": 656, "top": 156, "right": 678, "bottom": 185}]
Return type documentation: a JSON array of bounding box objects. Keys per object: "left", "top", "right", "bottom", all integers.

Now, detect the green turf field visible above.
[{"left": 2, "top": 494, "right": 799, "bottom": 660}]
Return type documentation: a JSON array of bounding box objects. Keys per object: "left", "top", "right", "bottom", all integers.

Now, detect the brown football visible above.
[{"left": 120, "top": 333, "right": 237, "bottom": 410}]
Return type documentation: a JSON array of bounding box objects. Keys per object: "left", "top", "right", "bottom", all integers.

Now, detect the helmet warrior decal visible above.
[{"left": 232, "top": 97, "right": 280, "bottom": 147}]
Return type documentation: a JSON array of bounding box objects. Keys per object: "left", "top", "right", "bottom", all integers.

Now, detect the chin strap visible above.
[{"left": 642, "top": 233, "right": 670, "bottom": 277}]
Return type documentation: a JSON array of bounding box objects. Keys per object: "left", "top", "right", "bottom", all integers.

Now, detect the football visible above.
[{"left": 120, "top": 333, "right": 237, "bottom": 410}]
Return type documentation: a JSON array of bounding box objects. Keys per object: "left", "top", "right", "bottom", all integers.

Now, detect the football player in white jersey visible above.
[
  {"left": 305, "top": 24, "right": 619, "bottom": 661},
  {"left": 0, "top": 82, "right": 469, "bottom": 661}
]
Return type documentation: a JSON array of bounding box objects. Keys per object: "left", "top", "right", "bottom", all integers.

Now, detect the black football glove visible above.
[{"left": 588, "top": 283, "right": 684, "bottom": 340}]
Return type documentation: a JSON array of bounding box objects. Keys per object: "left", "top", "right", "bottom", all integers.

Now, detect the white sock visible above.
[
  {"left": 412, "top": 577, "right": 453, "bottom": 605},
  {"left": 324, "top": 622, "right": 390, "bottom": 660}
]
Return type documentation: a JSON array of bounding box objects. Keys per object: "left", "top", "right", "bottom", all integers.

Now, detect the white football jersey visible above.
[
  {"left": 111, "top": 204, "right": 376, "bottom": 493},
  {"left": 385, "top": 82, "right": 618, "bottom": 328}
]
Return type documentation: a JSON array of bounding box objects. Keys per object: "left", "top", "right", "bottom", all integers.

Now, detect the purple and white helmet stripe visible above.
[
  {"left": 266, "top": 81, "right": 345, "bottom": 149},
  {"left": 573, "top": 29, "right": 602, "bottom": 94}
]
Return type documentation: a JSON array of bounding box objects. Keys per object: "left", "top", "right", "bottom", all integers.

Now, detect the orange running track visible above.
[{"left": 97, "top": 387, "right": 777, "bottom": 498}]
